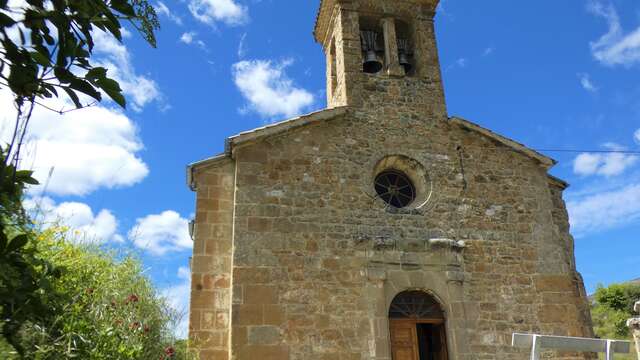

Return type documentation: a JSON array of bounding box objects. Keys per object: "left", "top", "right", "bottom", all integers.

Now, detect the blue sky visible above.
[{"left": 2, "top": 0, "right": 640, "bottom": 337}]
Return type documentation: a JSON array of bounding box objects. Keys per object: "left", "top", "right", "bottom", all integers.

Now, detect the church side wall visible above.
[
  {"left": 226, "top": 110, "right": 594, "bottom": 360},
  {"left": 189, "top": 160, "right": 236, "bottom": 360}
]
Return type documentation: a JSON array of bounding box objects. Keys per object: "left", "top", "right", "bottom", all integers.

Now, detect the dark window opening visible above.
[
  {"left": 395, "top": 20, "right": 415, "bottom": 76},
  {"left": 360, "top": 16, "right": 384, "bottom": 74},
  {"left": 374, "top": 170, "right": 416, "bottom": 209}
]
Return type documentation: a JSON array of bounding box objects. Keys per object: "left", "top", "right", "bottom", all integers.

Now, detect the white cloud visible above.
[
  {"left": 445, "top": 57, "right": 468, "bottom": 72},
  {"left": 634, "top": 128, "right": 640, "bottom": 144},
  {"left": 180, "top": 31, "right": 207, "bottom": 50},
  {"left": 25, "top": 197, "right": 123, "bottom": 244},
  {"left": 573, "top": 144, "right": 638, "bottom": 177},
  {"left": 578, "top": 73, "right": 598, "bottom": 92},
  {"left": 568, "top": 183, "right": 640, "bottom": 237},
  {"left": 129, "top": 211, "right": 192, "bottom": 256},
  {"left": 232, "top": 59, "right": 315, "bottom": 119},
  {"left": 0, "top": 91, "right": 149, "bottom": 196},
  {"left": 180, "top": 32, "right": 195, "bottom": 44},
  {"left": 188, "top": 0, "right": 248, "bottom": 26},
  {"left": 162, "top": 266, "right": 191, "bottom": 339},
  {"left": 238, "top": 32, "right": 248, "bottom": 58},
  {"left": 156, "top": 1, "right": 183, "bottom": 25},
  {"left": 588, "top": 0, "right": 640, "bottom": 67},
  {"left": 92, "top": 29, "right": 163, "bottom": 111},
  {"left": 483, "top": 47, "right": 494, "bottom": 57}
]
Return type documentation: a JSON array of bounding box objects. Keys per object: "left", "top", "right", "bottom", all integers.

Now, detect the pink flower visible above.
[{"left": 164, "top": 346, "right": 176, "bottom": 357}]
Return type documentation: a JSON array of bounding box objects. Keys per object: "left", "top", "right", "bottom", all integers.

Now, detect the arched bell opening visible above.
[{"left": 388, "top": 291, "right": 449, "bottom": 360}]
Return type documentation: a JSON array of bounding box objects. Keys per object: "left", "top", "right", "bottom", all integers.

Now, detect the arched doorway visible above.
[{"left": 388, "top": 291, "right": 449, "bottom": 360}]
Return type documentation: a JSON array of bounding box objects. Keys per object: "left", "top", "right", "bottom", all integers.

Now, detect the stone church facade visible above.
[{"left": 186, "top": 0, "right": 594, "bottom": 359}]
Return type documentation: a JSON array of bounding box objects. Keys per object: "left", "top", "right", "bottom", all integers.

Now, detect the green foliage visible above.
[
  {"left": 595, "top": 283, "right": 640, "bottom": 314},
  {"left": 591, "top": 282, "right": 639, "bottom": 359},
  {"left": 0, "top": 0, "right": 159, "bottom": 109},
  {"left": 2, "top": 227, "right": 196, "bottom": 359},
  {"left": 0, "top": 149, "right": 61, "bottom": 357},
  {"left": 0, "top": 2, "right": 169, "bottom": 358}
]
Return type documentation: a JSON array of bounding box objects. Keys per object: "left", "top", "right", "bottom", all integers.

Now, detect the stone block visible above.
[
  {"left": 238, "top": 345, "right": 289, "bottom": 360},
  {"left": 535, "top": 275, "right": 573, "bottom": 292},
  {"left": 263, "top": 305, "right": 285, "bottom": 325},
  {"left": 233, "top": 304, "right": 263, "bottom": 326},
  {"left": 248, "top": 325, "right": 282, "bottom": 345},
  {"left": 200, "top": 350, "right": 228, "bottom": 360},
  {"left": 244, "top": 285, "right": 278, "bottom": 305},
  {"left": 248, "top": 217, "right": 272, "bottom": 232}
]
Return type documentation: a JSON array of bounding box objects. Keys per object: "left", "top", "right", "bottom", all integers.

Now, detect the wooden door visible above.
[{"left": 390, "top": 320, "right": 420, "bottom": 360}]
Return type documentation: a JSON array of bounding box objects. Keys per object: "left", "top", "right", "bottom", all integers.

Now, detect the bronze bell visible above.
[
  {"left": 361, "top": 30, "right": 383, "bottom": 74},
  {"left": 397, "top": 38, "right": 412, "bottom": 73}
]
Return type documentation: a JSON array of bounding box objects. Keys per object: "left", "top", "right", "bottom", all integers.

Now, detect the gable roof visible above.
[
  {"left": 187, "top": 108, "right": 560, "bottom": 189},
  {"left": 450, "top": 116, "right": 557, "bottom": 169},
  {"left": 227, "top": 106, "right": 348, "bottom": 148},
  {"left": 187, "top": 107, "right": 348, "bottom": 189}
]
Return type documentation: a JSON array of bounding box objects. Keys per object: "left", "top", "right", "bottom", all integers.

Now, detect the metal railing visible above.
[{"left": 512, "top": 333, "right": 631, "bottom": 360}]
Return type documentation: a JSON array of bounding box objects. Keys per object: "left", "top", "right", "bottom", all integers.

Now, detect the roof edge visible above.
[
  {"left": 186, "top": 153, "right": 228, "bottom": 191},
  {"left": 449, "top": 116, "right": 557, "bottom": 169},
  {"left": 228, "top": 106, "right": 348, "bottom": 148},
  {"left": 547, "top": 174, "right": 570, "bottom": 190},
  {"left": 186, "top": 106, "right": 348, "bottom": 191}
]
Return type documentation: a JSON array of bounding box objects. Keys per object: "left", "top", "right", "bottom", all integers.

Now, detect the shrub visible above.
[
  {"left": 591, "top": 282, "right": 639, "bottom": 359},
  {"left": 1, "top": 227, "right": 196, "bottom": 359}
]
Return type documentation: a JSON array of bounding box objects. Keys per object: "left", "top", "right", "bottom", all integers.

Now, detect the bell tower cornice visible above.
[
  {"left": 315, "top": 0, "right": 447, "bottom": 117},
  {"left": 314, "top": 0, "right": 440, "bottom": 45}
]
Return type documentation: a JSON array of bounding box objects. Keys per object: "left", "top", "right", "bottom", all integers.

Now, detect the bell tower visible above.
[{"left": 315, "top": 0, "right": 447, "bottom": 118}]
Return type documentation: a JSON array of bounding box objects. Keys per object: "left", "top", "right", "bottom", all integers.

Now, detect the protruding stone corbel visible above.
[
  {"left": 627, "top": 300, "right": 640, "bottom": 360},
  {"left": 428, "top": 238, "right": 466, "bottom": 250}
]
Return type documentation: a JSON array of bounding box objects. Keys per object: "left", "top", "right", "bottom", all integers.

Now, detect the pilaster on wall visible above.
[
  {"left": 189, "top": 160, "right": 236, "bottom": 360},
  {"left": 326, "top": 3, "right": 361, "bottom": 108}
]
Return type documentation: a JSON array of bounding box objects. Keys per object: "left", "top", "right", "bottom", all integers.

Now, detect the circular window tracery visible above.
[{"left": 374, "top": 170, "right": 416, "bottom": 208}]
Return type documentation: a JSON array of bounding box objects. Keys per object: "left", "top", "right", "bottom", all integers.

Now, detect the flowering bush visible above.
[{"left": 1, "top": 227, "right": 197, "bottom": 359}]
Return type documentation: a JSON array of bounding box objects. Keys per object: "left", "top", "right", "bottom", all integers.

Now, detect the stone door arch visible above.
[{"left": 388, "top": 291, "right": 449, "bottom": 360}]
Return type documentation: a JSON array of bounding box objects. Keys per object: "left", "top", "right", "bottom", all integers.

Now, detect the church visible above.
[{"left": 186, "top": 0, "right": 594, "bottom": 359}]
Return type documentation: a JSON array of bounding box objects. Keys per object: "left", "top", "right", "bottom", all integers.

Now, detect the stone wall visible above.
[
  {"left": 217, "top": 106, "right": 594, "bottom": 360},
  {"left": 189, "top": 159, "right": 235, "bottom": 359}
]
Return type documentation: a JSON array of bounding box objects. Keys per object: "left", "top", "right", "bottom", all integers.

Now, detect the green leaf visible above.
[
  {"left": 0, "top": 231, "right": 7, "bottom": 253},
  {"left": 110, "top": 0, "right": 136, "bottom": 17},
  {"left": 96, "top": 77, "right": 125, "bottom": 108},
  {"left": 6, "top": 234, "right": 28, "bottom": 253},
  {"left": 30, "top": 51, "right": 50, "bottom": 67},
  {"left": 15, "top": 170, "right": 39, "bottom": 185},
  {"left": 42, "top": 83, "right": 58, "bottom": 98},
  {"left": 0, "top": 12, "right": 16, "bottom": 27},
  {"left": 85, "top": 67, "right": 107, "bottom": 81},
  {"left": 63, "top": 87, "right": 82, "bottom": 108},
  {"left": 69, "top": 78, "right": 101, "bottom": 101},
  {"left": 54, "top": 66, "right": 73, "bottom": 83}
]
